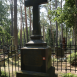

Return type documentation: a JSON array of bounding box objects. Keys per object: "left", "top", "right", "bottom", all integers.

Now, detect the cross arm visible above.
[{"left": 25, "top": 0, "right": 48, "bottom": 7}]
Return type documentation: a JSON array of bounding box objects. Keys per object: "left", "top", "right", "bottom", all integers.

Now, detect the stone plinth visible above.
[
  {"left": 17, "top": 41, "right": 58, "bottom": 77},
  {"left": 21, "top": 46, "right": 51, "bottom": 72},
  {"left": 17, "top": 66, "right": 58, "bottom": 77},
  {"left": 17, "top": 70, "right": 49, "bottom": 77}
]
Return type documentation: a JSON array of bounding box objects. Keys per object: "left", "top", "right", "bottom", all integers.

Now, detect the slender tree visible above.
[
  {"left": 22, "top": 0, "right": 25, "bottom": 46},
  {"left": 55, "top": 0, "right": 58, "bottom": 46},
  {"left": 10, "top": 0, "right": 13, "bottom": 36},
  {"left": 24, "top": 0, "right": 28, "bottom": 42},
  {"left": 14, "top": 0, "right": 18, "bottom": 46},
  {"left": 61, "top": 0, "right": 63, "bottom": 42},
  {"left": 20, "top": 2, "right": 22, "bottom": 46},
  {"left": 22, "top": 17, "right": 25, "bottom": 46},
  {"left": 29, "top": 7, "right": 31, "bottom": 36},
  {"left": 43, "top": 25, "right": 44, "bottom": 41},
  {"left": 74, "top": 0, "right": 77, "bottom": 48}
]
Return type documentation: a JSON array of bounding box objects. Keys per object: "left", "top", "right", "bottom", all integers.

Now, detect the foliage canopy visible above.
[
  {"left": 0, "top": 1, "right": 11, "bottom": 44},
  {"left": 48, "top": 0, "right": 77, "bottom": 28}
]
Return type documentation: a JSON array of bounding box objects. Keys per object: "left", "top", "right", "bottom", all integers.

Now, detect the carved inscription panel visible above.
[{"left": 23, "top": 50, "right": 43, "bottom": 67}]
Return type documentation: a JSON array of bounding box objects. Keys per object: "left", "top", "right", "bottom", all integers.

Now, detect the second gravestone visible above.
[{"left": 16, "top": 0, "right": 58, "bottom": 77}]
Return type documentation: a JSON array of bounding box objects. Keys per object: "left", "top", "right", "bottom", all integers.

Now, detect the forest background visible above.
[{"left": 0, "top": 0, "right": 77, "bottom": 48}]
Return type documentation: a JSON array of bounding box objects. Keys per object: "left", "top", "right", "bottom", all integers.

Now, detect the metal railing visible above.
[
  {"left": 0, "top": 36, "right": 77, "bottom": 77},
  {"left": 51, "top": 44, "right": 77, "bottom": 73},
  {"left": 0, "top": 45, "right": 21, "bottom": 77}
]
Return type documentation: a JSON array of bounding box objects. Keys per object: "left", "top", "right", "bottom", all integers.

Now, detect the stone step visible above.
[
  {"left": 47, "top": 66, "right": 55, "bottom": 77},
  {"left": 17, "top": 66, "right": 58, "bottom": 77},
  {"left": 17, "top": 70, "right": 49, "bottom": 77},
  {"left": 55, "top": 73, "right": 58, "bottom": 77}
]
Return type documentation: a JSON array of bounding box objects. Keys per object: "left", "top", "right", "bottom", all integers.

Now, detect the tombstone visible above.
[
  {"left": 16, "top": 0, "right": 58, "bottom": 77},
  {"left": 55, "top": 46, "right": 64, "bottom": 58}
]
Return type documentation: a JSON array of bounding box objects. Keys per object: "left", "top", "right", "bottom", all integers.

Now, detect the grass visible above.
[
  {"left": 60, "top": 73, "right": 77, "bottom": 77},
  {"left": 1, "top": 70, "right": 9, "bottom": 77}
]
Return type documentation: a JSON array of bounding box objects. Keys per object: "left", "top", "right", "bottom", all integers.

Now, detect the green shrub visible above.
[
  {"left": 61, "top": 73, "right": 77, "bottom": 77},
  {"left": 67, "top": 52, "right": 77, "bottom": 64},
  {"left": 1, "top": 71, "right": 8, "bottom": 77}
]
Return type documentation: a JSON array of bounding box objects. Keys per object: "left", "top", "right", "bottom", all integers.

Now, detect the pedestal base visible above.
[
  {"left": 17, "top": 70, "right": 48, "bottom": 77},
  {"left": 16, "top": 39, "right": 58, "bottom": 77},
  {"left": 16, "top": 66, "right": 58, "bottom": 77}
]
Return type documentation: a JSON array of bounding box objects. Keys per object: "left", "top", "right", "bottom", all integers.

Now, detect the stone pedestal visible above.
[
  {"left": 16, "top": 38, "right": 58, "bottom": 77},
  {"left": 21, "top": 46, "right": 51, "bottom": 72}
]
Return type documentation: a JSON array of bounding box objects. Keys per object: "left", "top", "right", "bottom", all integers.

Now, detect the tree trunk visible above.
[
  {"left": 61, "top": 0, "right": 63, "bottom": 43},
  {"left": 29, "top": 7, "right": 31, "bottom": 36},
  {"left": 72, "top": 28, "right": 74, "bottom": 45},
  {"left": 74, "top": 0, "right": 77, "bottom": 51},
  {"left": 43, "top": 25, "right": 44, "bottom": 41},
  {"left": 20, "top": 3, "right": 22, "bottom": 46},
  {"left": 55, "top": 0, "right": 58, "bottom": 46},
  {"left": 22, "top": 17, "right": 25, "bottom": 46},
  {"left": 48, "top": 0, "right": 55, "bottom": 47},
  {"left": 24, "top": 0, "right": 28, "bottom": 42},
  {"left": 14, "top": 0, "right": 18, "bottom": 46},
  {"left": 10, "top": 0, "right": 13, "bottom": 36}
]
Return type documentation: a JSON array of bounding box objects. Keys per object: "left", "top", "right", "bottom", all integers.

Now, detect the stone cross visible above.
[
  {"left": 16, "top": 1, "right": 58, "bottom": 77},
  {"left": 25, "top": 0, "right": 48, "bottom": 35}
]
